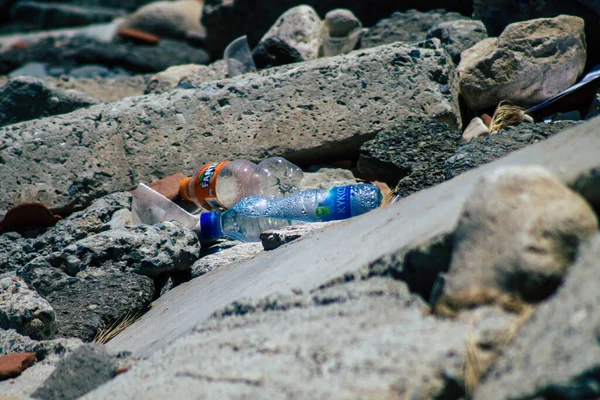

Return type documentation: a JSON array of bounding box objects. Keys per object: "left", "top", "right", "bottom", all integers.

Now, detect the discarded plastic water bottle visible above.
[
  {"left": 179, "top": 157, "right": 304, "bottom": 210},
  {"left": 199, "top": 183, "right": 383, "bottom": 242}
]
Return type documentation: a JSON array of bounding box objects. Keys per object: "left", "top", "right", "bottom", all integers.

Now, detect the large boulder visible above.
[
  {"left": 435, "top": 166, "right": 598, "bottom": 315},
  {"left": 474, "top": 233, "right": 600, "bottom": 400},
  {"left": 357, "top": 117, "right": 462, "bottom": 196},
  {"left": 201, "top": 0, "right": 473, "bottom": 58},
  {"left": 457, "top": 15, "right": 587, "bottom": 111},
  {"left": 252, "top": 5, "right": 322, "bottom": 69},
  {"left": 84, "top": 278, "right": 474, "bottom": 399},
  {"left": 0, "top": 76, "right": 100, "bottom": 128},
  {"left": 0, "top": 40, "right": 458, "bottom": 217},
  {"left": 360, "top": 9, "right": 467, "bottom": 49},
  {"left": 472, "top": 0, "right": 600, "bottom": 68}
]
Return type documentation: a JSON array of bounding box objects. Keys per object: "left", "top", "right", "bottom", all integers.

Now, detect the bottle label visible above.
[
  {"left": 318, "top": 186, "right": 352, "bottom": 222},
  {"left": 192, "top": 161, "right": 230, "bottom": 210}
]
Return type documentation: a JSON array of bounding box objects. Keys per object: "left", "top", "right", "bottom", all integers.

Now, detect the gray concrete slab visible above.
[{"left": 107, "top": 118, "right": 600, "bottom": 358}]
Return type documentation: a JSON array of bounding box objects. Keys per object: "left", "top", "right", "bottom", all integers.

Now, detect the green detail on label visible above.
[{"left": 315, "top": 206, "right": 331, "bottom": 218}]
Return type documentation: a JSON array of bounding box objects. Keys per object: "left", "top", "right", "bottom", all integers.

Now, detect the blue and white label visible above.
[{"left": 317, "top": 186, "right": 352, "bottom": 222}]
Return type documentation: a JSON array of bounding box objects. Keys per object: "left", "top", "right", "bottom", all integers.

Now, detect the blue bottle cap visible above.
[{"left": 200, "top": 212, "right": 222, "bottom": 239}]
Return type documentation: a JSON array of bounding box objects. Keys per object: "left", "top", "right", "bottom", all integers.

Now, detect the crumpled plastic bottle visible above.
[{"left": 179, "top": 157, "right": 304, "bottom": 210}]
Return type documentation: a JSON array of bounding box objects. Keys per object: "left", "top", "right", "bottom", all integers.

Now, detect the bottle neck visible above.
[{"left": 200, "top": 212, "right": 223, "bottom": 239}]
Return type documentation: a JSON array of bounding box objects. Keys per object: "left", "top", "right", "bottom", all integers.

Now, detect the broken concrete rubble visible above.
[
  {"left": 0, "top": 40, "right": 457, "bottom": 217},
  {"left": 0, "top": 2, "right": 600, "bottom": 398},
  {"left": 105, "top": 119, "right": 600, "bottom": 359},
  {"left": 457, "top": 15, "right": 587, "bottom": 111}
]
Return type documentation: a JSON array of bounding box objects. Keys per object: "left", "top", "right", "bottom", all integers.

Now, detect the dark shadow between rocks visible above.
[{"left": 367, "top": 233, "right": 454, "bottom": 305}]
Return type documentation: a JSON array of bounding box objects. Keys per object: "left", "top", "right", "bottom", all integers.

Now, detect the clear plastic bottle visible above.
[
  {"left": 199, "top": 184, "right": 383, "bottom": 242},
  {"left": 179, "top": 157, "right": 304, "bottom": 210}
]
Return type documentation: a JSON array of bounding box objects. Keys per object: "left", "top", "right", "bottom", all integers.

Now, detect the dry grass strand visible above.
[
  {"left": 463, "top": 304, "right": 535, "bottom": 398},
  {"left": 93, "top": 311, "right": 142, "bottom": 344},
  {"left": 489, "top": 100, "right": 533, "bottom": 133}
]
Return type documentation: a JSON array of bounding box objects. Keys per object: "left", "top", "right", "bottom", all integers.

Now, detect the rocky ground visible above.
[{"left": 0, "top": 0, "right": 599, "bottom": 399}]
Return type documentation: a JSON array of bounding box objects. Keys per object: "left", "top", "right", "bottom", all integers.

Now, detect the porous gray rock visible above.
[
  {"left": 0, "top": 275, "right": 57, "bottom": 340},
  {"left": 444, "top": 121, "right": 580, "bottom": 179},
  {"left": 357, "top": 117, "right": 462, "bottom": 195},
  {"left": 426, "top": 19, "right": 488, "bottom": 64},
  {"left": 32, "top": 344, "right": 117, "bottom": 400},
  {"left": 201, "top": 0, "right": 473, "bottom": 58},
  {"left": 0, "top": 232, "right": 27, "bottom": 274},
  {"left": 191, "top": 242, "right": 263, "bottom": 278},
  {"left": 0, "top": 329, "right": 83, "bottom": 397},
  {"left": 435, "top": 166, "right": 598, "bottom": 315},
  {"left": 83, "top": 278, "right": 470, "bottom": 399},
  {"left": 474, "top": 233, "right": 600, "bottom": 400},
  {"left": 0, "top": 35, "right": 210, "bottom": 75},
  {"left": 15, "top": 218, "right": 198, "bottom": 340},
  {"left": 36, "top": 192, "right": 133, "bottom": 252},
  {"left": 260, "top": 222, "right": 337, "bottom": 251},
  {"left": 0, "top": 76, "right": 99, "bottom": 128},
  {"left": 0, "top": 329, "right": 82, "bottom": 361},
  {"left": 10, "top": 2, "right": 125, "bottom": 30},
  {"left": 252, "top": 5, "right": 322, "bottom": 69},
  {"left": 0, "top": 40, "right": 457, "bottom": 216},
  {"left": 56, "top": 221, "right": 200, "bottom": 278},
  {"left": 360, "top": 9, "right": 467, "bottom": 49},
  {"left": 457, "top": 15, "right": 587, "bottom": 111},
  {"left": 1, "top": 192, "right": 134, "bottom": 275},
  {"left": 20, "top": 264, "right": 154, "bottom": 341}
]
